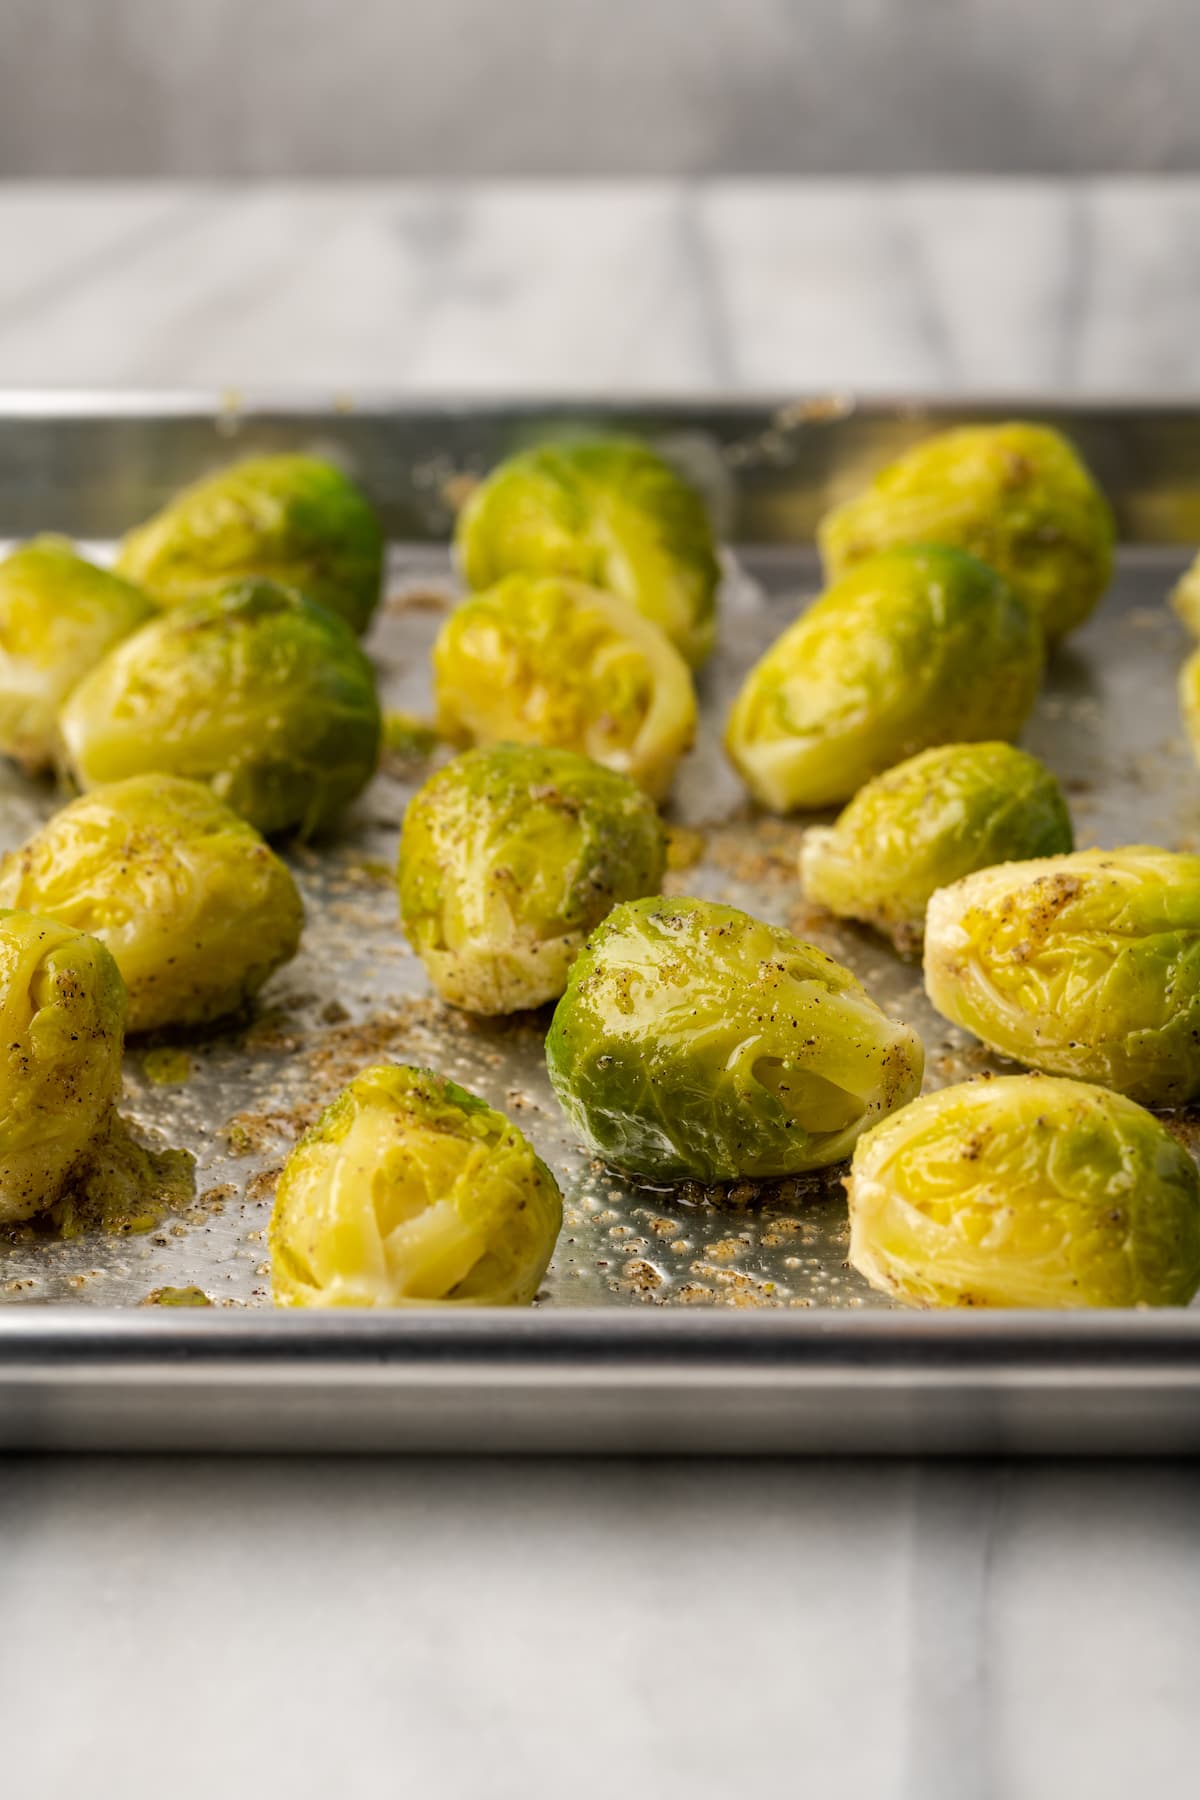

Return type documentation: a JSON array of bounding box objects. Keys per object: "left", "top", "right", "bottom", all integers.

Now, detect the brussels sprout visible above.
[
  {"left": 925, "top": 846, "right": 1200, "bottom": 1106},
  {"left": 58, "top": 579, "right": 382, "bottom": 837},
  {"left": 819, "top": 422, "right": 1114, "bottom": 643},
  {"left": 0, "top": 775, "right": 304, "bottom": 1032},
  {"left": 546, "top": 896, "right": 924, "bottom": 1185},
  {"left": 725, "top": 547, "right": 1043, "bottom": 813},
  {"left": 433, "top": 574, "right": 696, "bottom": 803},
  {"left": 0, "top": 908, "right": 126, "bottom": 1222},
  {"left": 398, "top": 743, "right": 666, "bottom": 1015},
  {"left": 0, "top": 537, "right": 155, "bottom": 774},
  {"left": 456, "top": 438, "right": 720, "bottom": 667},
  {"left": 847, "top": 1075, "right": 1200, "bottom": 1308},
  {"left": 116, "top": 453, "right": 383, "bottom": 635},
  {"left": 801, "top": 742, "right": 1074, "bottom": 955},
  {"left": 270, "top": 1063, "right": 562, "bottom": 1306}
]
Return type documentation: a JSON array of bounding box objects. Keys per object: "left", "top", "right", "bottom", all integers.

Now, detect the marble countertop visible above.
[{"left": 3, "top": 182, "right": 1200, "bottom": 1800}]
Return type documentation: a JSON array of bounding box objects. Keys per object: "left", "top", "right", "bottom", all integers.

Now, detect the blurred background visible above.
[{"left": 2, "top": 0, "right": 1196, "bottom": 177}]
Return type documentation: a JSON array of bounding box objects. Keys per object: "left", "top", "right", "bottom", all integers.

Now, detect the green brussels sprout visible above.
[
  {"left": 57, "top": 579, "right": 382, "bottom": 837},
  {"left": 269, "top": 1063, "right": 563, "bottom": 1306},
  {"left": 1171, "top": 554, "right": 1200, "bottom": 637},
  {"left": 0, "top": 537, "right": 155, "bottom": 774},
  {"left": 725, "top": 546, "right": 1043, "bottom": 813},
  {"left": 819, "top": 422, "right": 1114, "bottom": 643},
  {"left": 0, "top": 775, "right": 304, "bottom": 1032},
  {"left": 116, "top": 453, "right": 384, "bottom": 635},
  {"left": 433, "top": 573, "right": 696, "bottom": 803},
  {"left": 847, "top": 1075, "right": 1200, "bottom": 1308},
  {"left": 546, "top": 896, "right": 924, "bottom": 1185},
  {"left": 0, "top": 908, "right": 126, "bottom": 1222},
  {"left": 398, "top": 743, "right": 666, "bottom": 1015},
  {"left": 456, "top": 437, "right": 720, "bottom": 667},
  {"left": 925, "top": 846, "right": 1200, "bottom": 1106},
  {"left": 801, "top": 742, "right": 1074, "bottom": 955}
]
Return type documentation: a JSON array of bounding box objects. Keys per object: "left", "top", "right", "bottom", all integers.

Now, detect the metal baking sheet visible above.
[{"left": 2, "top": 393, "right": 1200, "bottom": 1455}]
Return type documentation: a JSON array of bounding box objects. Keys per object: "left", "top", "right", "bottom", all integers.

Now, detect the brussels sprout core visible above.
[
  {"left": 270, "top": 1064, "right": 563, "bottom": 1306},
  {"left": 456, "top": 438, "right": 720, "bottom": 666},
  {"left": 819, "top": 421, "right": 1114, "bottom": 643},
  {"left": 925, "top": 846, "right": 1200, "bottom": 1106},
  {"left": 546, "top": 895, "right": 924, "bottom": 1185},
  {"left": 398, "top": 743, "right": 666, "bottom": 1014},
  {"left": 0, "top": 775, "right": 304, "bottom": 1032},
  {"left": 0, "top": 908, "right": 126, "bottom": 1222},
  {"left": 847, "top": 1075, "right": 1200, "bottom": 1308},
  {"left": 58, "top": 579, "right": 382, "bottom": 837},
  {"left": 116, "top": 453, "right": 384, "bottom": 635},
  {"left": 725, "top": 546, "right": 1043, "bottom": 813}
]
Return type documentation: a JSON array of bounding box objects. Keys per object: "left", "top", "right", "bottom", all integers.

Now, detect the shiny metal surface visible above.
[{"left": 1, "top": 394, "right": 1199, "bottom": 1452}]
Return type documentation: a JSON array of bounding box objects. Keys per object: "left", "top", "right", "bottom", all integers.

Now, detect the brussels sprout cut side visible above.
[
  {"left": 725, "top": 545, "right": 1043, "bottom": 813},
  {"left": 546, "top": 896, "right": 924, "bottom": 1186},
  {"left": 433, "top": 573, "right": 697, "bottom": 802},
  {"left": 847, "top": 1076, "right": 1200, "bottom": 1309},
  {"left": 58, "top": 579, "right": 382, "bottom": 838},
  {"left": 0, "top": 536, "right": 155, "bottom": 775},
  {"left": 925, "top": 846, "right": 1200, "bottom": 1107},
  {"left": 270, "top": 1064, "right": 563, "bottom": 1307},
  {"left": 819, "top": 421, "right": 1114, "bottom": 643},
  {"left": 801, "top": 742, "right": 1074, "bottom": 955},
  {"left": 0, "top": 909, "right": 127, "bottom": 1223},
  {"left": 116, "top": 452, "right": 384, "bottom": 635},
  {"left": 0, "top": 775, "right": 304, "bottom": 1032},
  {"left": 456, "top": 437, "right": 720, "bottom": 667},
  {"left": 398, "top": 743, "right": 666, "bottom": 1014}
]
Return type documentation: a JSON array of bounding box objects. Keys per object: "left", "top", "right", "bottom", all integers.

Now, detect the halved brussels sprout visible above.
[
  {"left": 925, "top": 846, "right": 1200, "bottom": 1106},
  {"left": 819, "top": 422, "right": 1114, "bottom": 643},
  {"left": 0, "top": 537, "right": 155, "bottom": 774},
  {"left": 0, "top": 908, "right": 126, "bottom": 1222},
  {"left": 725, "top": 546, "right": 1043, "bottom": 812},
  {"left": 456, "top": 438, "right": 720, "bottom": 667},
  {"left": 270, "top": 1063, "right": 563, "bottom": 1306},
  {"left": 1172, "top": 554, "right": 1200, "bottom": 637},
  {"left": 433, "top": 573, "right": 696, "bottom": 802},
  {"left": 546, "top": 895, "right": 924, "bottom": 1185},
  {"left": 0, "top": 775, "right": 304, "bottom": 1032},
  {"left": 847, "top": 1075, "right": 1200, "bottom": 1308},
  {"left": 58, "top": 579, "right": 382, "bottom": 837},
  {"left": 398, "top": 743, "right": 665, "bottom": 1014},
  {"left": 1179, "top": 645, "right": 1200, "bottom": 761},
  {"left": 116, "top": 453, "right": 384, "bottom": 635},
  {"left": 801, "top": 742, "right": 1073, "bottom": 955}
]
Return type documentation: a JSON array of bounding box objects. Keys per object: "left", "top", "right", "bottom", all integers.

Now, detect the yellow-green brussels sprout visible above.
[
  {"left": 0, "top": 775, "right": 304, "bottom": 1032},
  {"left": 0, "top": 908, "right": 126, "bottom": 1222},
  {"left": 546, "top": 896, "right": 924, "bottom": 1185},
  {"left": 116, "top": 453, "right": 384, "bottom": 635},
  {"left": 398, "top": 743, "right": 666, "bottom": 1015},
  {"left": 847, "top": 1075, "right": 1200, "bottom": 1309},
  {"left": 0, "top": 537, "right": 155, "bottom": 774},
  {"left": 1171, "top": 553, "right": 1200, "bottom": 637},
  {"left": 58, "top": 579, "right": 382, "bottom": 837},
  {"left": 819, "top": 422, "right": 1114, "bottom": 643},
  {"left": 725, "top": 546, "right": 1043, "bottom": 813},
  {"left": 801, "top": 742, "right": 1073, "bottom": 955},
  {"left": 456, "top": 438, "right": 719, "bottom": 667},
  {"left": 925, "top": 846, "right": 1200, "bottom": 1107},
  {"left": 433, "top": 574, "right": 696, "bottom": 802},
  {"left": 270, "top": 1063, "right": 563, "bottom": 1306}
]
